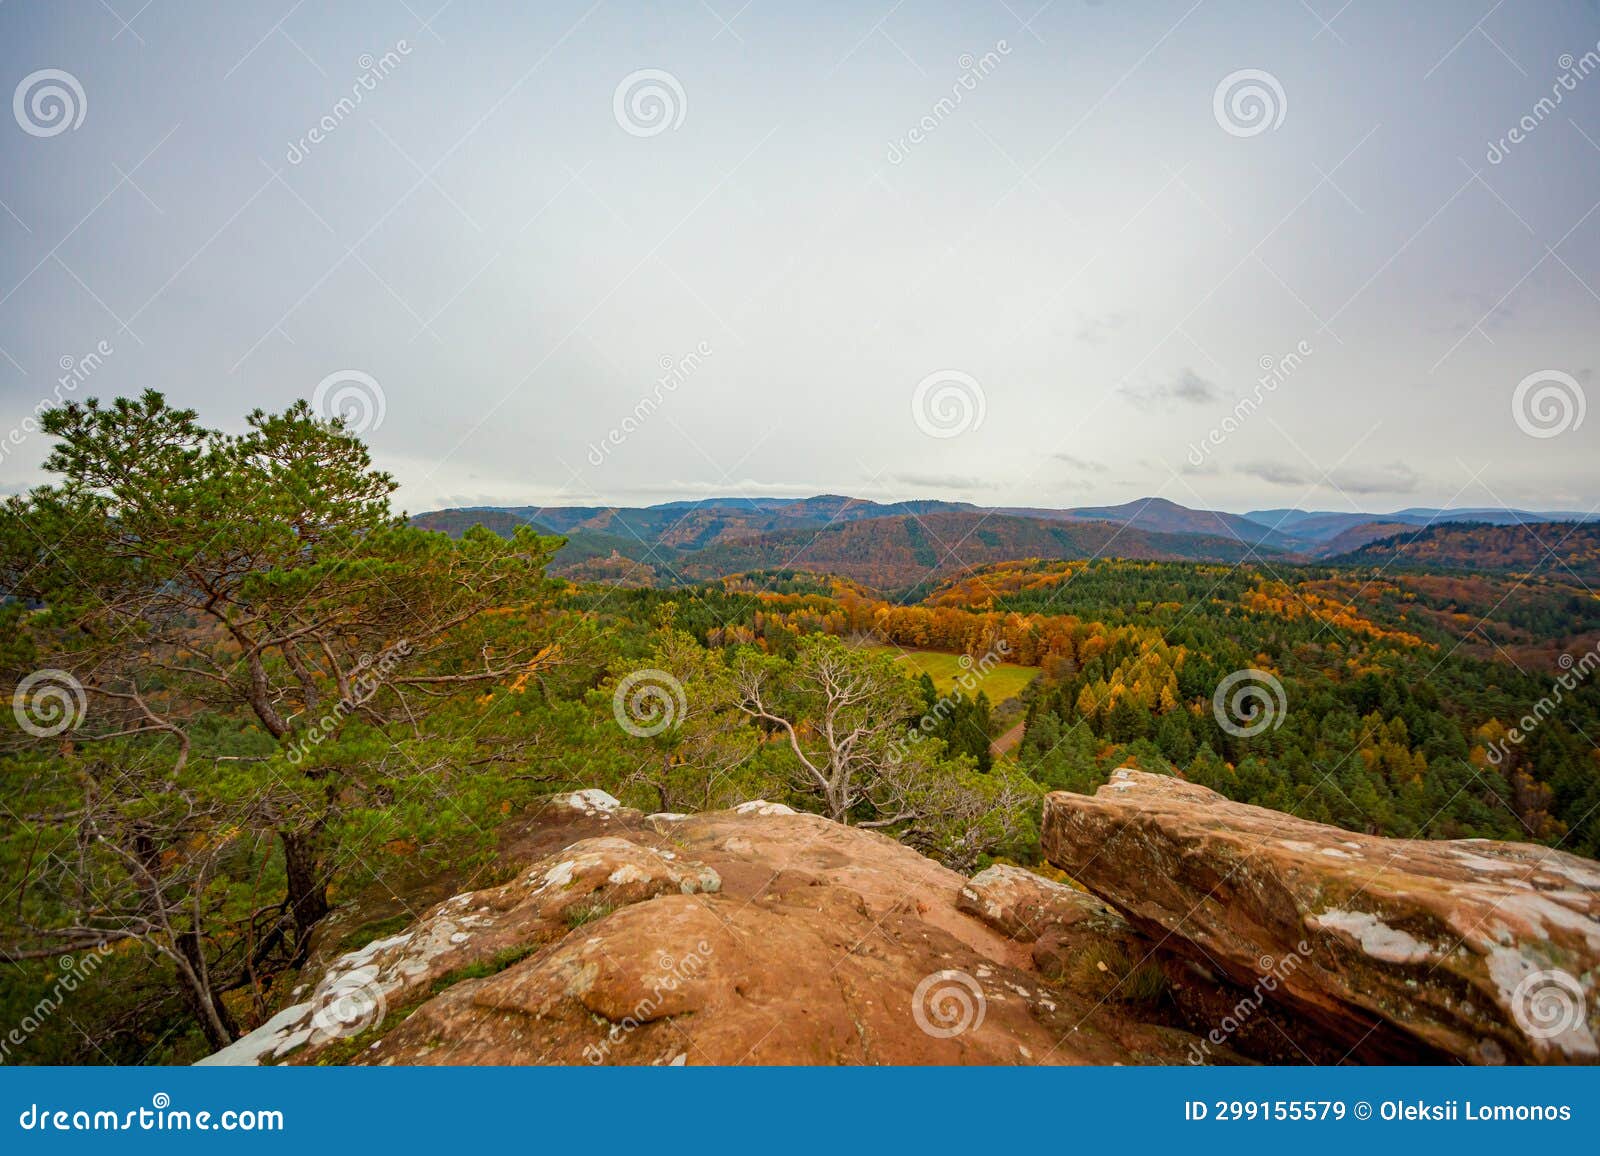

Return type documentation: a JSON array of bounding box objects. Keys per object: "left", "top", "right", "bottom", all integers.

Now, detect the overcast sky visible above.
[{"left": 2, "top": 1, "right": 1597, "bottom": 517}]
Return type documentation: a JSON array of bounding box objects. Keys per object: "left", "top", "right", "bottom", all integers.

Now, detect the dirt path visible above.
[{"left": 990, "top": 720, "right": 1025, "bottom": 758}]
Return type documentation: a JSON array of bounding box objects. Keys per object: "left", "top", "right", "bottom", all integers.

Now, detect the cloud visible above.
[
  {"left": 625, "top": 479, "right": 827, "bottom": 497},
  {"left": 1052, "top": 453, "right": 1108, "bottom": 473},
  {"left": 1237, "top": 460, "right": 1312, "bottom": 487},
  {"left": 1122, "top": 368, "right": 1221, "bottom": 410},
  {"left": 1074, "top": 311, "right": 1129, "bottom": 346},
  {"left": 1236, "top": 460, "right": 1420, "bottom": 495},
  {"left": 889, "top": 472, "right": 1002, "bottom": 491},
  {"left": 1332, "top": 463, "right": 1421, "bottom": 495}
]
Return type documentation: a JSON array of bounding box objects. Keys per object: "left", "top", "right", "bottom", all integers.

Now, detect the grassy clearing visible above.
[{"left": 868, "top": 646, "right": 1038, "bottom": 704}]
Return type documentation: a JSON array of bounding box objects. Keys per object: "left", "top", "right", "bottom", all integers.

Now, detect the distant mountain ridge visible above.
[
  {"left": 1241, "top": 505, "right": 1596, "bottom": 545},
  {"left": 1003, "top": 496, "right": 1301, "bottom": 552},
  {"left": 1330, "top": 520, "right": 1600, "bottom": 581},
  {"left": 410, "top": 495, "right": 1597, "bottom": 590},
  {"left": 668, "top": 510, "right": 1276, "bottom": 591}
]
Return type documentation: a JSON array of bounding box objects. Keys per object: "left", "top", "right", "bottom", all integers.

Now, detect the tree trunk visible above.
[
  {"left": 174, "top": 931, "right": 237, "bottom": 1049},
  {"left": 279, "top": 827, "right": 330, "bottom": 966},
  {"left": 242, "top": 649, "right": 291, "bottom": 739}
]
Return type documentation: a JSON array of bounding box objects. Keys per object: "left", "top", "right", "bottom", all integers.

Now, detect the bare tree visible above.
[{"left": 730, "top": 635, "right": 920, "bottom": 823}]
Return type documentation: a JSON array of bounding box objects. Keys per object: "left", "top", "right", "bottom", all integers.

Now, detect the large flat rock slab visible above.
[
  {"left": 204, "top": 791, "right": 1222, "bottom": 1066},
  {"left": 1042, "top": 769, "right": 1600, "bottom": 1064}
]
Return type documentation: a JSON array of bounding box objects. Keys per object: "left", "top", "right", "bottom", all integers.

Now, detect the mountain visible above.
[
  {"left": 669, "top": 510, "right": 1280, "bottom": 591},
  {"left": 1242, "top": 505, "right": 1597, "bottom": 546},
  {"left": 413, "top": 496, "right": 977, "bottom": 555},
  {"left": 1009, "top": 496, "right": 1299, "bottom": 552},
  {"left": 1330, "top": 520, "right": 1600, "bottom": 580},
  {"left": 410, "top": 495, "right": 1598, "bottom": 587},
  {"left": 1309, "top": 520, "right": 1416, "bottom": 558}
]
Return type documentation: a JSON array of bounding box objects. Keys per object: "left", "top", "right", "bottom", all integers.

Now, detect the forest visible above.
[{"left": 2, "top": 394, "right": 1598, "bottom": 1065}]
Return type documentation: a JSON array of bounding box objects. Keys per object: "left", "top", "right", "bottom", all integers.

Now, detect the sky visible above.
[{"left": 1, "top": 0, "right": 1597, "bottom": 518}]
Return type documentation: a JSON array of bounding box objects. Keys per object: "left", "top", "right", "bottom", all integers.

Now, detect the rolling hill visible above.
[
  {"left": 410, "top": 495, "right": 1599, "bottom": 589},
  {"left": 1330, "top": 520, "right": 1600, "bottom": 581},
  {"left": 666, "top": 510, "right": 1281, "bottom": 590},
  {"left": 1010, "top": 496, "right": 1301, "bottom": 552},
  {"left": 1243, "top": 505, "right": 1597, "bottom": 546}
]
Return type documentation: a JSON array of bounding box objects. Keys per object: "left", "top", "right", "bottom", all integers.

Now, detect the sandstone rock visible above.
[
  {"left": 958, "top": 864, "right": 1143, "bottom": 985},
  {"left": 558, "top": 789, "right": 629, "bottom": 818},
  {"left": 1042, "top": 768, "right": 1600, "bottom": 1065},
  {"left": 958, "top": 864, "right": 1130, "bottom": 943},
  {"left": 200, "top": 836, "right": 718, "bottom": 1065},
  {"left": 205, "top": 794, "right": 1225, "bottom": 1066}
]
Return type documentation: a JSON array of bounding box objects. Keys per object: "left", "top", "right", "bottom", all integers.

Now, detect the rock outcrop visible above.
[
  {"left": 204, "top": 791, "right": 1216, "bottom": 1066},
  {"left": 1042, "top": 769, "right": 1600, "bottom": 1065},
  {"left": 201, "top": 774, "right": 1600, "bottom": 1067},
  {"left": 958, "top": 864, "right": 1141, "bottom": 981}
]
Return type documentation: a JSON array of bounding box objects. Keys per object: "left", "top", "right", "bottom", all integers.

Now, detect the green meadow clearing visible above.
[{"left": 868, "top": 646, "right": 1039, "bottom": 703}]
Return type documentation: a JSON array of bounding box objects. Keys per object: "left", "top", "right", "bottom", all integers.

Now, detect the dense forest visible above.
[
  {"left": 1333, "top": 520, "right": 1600, "bottom": 581},
  {"left": 3, "top": 394, "right": 1598, "bottom": 1066},
  {"left": 414, "top": 504, "right": 1283, "bottom": 590}
]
